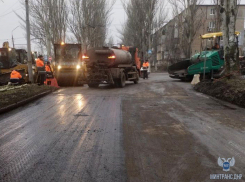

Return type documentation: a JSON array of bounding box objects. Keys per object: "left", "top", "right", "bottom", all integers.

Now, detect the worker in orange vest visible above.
[
  {"left": 44, "top": 61, "right": 59, "bottom": 88},
  {"left": 36, "top": 55, "right": 45, "bottom": 85},
  {"left": 142, "top": 60, "right": 149, "bottom": 79},
  {"left": 10, "top": 70, "right": 22, "bottom": 84},
  {"left": 45, "top": 61, "right": 52, "bottom": 73},
  {"left": 45, "top": 61, "right": 53, "bottom": 85}
]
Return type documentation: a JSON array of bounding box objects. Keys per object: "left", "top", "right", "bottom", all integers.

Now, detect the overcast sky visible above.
[{"left": 0, "top": 0, "right": 245, "bottom": 52}]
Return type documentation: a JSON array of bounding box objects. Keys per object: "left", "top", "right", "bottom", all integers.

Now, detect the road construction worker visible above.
[
  {"left": 45, "top": 61, "right": 53, "bottom": 85},
  {"left": 142, "top": 60, "right": 149, "bottom": 79},
  {"left": 212, "top": 43, "right": 220, "bottom": 50},
  {"left": 36, "top": 55, "right": 45, "bottom": 85},
  {"left": 10, "top": 70, "right": 22, "bottom": 84},
  {"left": 45, "top": 61, "right": 52, "bottom": 74}
]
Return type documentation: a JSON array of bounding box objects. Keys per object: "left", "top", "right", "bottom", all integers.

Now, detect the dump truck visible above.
[
  {"left": 53, "top": 43, "right": 86, "bottom": 86},
  {"left": 82, "top": 45, "right": 141, "bottom": 88},
  {"left": 168, "top": 31, "right": 240, "bottom": 81},
  {"left": 0, "top": 42, "right": 36, "bottom": 85}
]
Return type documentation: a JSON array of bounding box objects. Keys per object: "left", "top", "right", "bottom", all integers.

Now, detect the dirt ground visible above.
[
  {"left": 0, "top": 84, "right": 56, "bottom": 109},
  {"left": 194, "top": 78, "right": 245, "bottom": 108},
  {"left": 1, "top": 73, "right": 245, "bottom": 182}
]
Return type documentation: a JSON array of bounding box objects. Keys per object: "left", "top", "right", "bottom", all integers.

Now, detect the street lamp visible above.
[{"left": 12, "top": 26, "right": 20, "bottom": 48}]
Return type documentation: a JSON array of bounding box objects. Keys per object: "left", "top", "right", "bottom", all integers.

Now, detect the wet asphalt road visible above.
[{"left": 1, "top": 73, "right": 245, "bottom": 182}]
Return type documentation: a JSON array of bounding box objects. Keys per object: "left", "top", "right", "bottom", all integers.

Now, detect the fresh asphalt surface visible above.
[{"left": 1, "top": 73, "right": 245, "bottom": 182}]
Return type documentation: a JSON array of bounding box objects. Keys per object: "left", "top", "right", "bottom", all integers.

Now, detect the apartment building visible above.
[{"left": 153, "top": 5, "right": 245, "bottom": 67}]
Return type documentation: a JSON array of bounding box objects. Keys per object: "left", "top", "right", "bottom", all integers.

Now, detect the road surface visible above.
[{"left": 1, "top": 73, "right": 245, "bottom": 182}]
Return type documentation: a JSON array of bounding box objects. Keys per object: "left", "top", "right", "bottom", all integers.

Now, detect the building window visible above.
[
  {"left": 211, "top": 9, "right": 215, "bottom": 15},
  {"left": 209, "top": 22, "right": 215, "bottom": 28}
]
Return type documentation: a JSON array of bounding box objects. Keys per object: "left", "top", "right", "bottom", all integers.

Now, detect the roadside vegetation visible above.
[
  {"left": 194, "top": 78, "right": 245, "bottom": 107},
  {"left": 0, "top": 84, "right": 57, "bottom": 110}
]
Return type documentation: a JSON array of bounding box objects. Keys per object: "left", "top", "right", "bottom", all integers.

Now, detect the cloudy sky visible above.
[{"left": 0, "top": 0, "right": 245, "bottom": 52}]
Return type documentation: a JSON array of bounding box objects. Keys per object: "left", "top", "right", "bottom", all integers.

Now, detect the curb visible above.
[{"left": 0, "top": 90, "right": 52, "bottom": 114}]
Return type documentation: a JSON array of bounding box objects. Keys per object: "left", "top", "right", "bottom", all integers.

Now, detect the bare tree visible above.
[
  {"left": 18, "top": 0, "right": 69, "bottom": 56},
  {"left": 211, "top": 0, "right": 222, "bottom": 32},
  {"left": 121, "top": 0, "right": 168, "bottom": 61},
  {"left": 69, "top": 0, "right": 115, "bottom": 52},
  {"left": 107, "top": 36, "right": 114, "bottom": 47},
  {"left": 168, "top": 0, "right": 204, "bottom": 58},
  {"left": 220, "top": 0, "right": 240, "bottom": 76}
]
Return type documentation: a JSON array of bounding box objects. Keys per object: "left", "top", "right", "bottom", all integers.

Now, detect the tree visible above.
[
  {"left": 121, "top": 0, "right": 167, "bottom": 61},
  {"left": 168, "top": 0, "right": 204, "bottom": 58},
  {"left": 18, "top": 0, "right": 69, "bottom": 56},
  {"left": 69, "top": 0, "right": 114, "bottom": 52},
  {"left": 220, "top": 0, "right": 240, "bottom": 76},
  {"left": 211, "top": 0, "right": 222, "bottom": 32},
  {"left": 107, "top": 36, "right": 114, "bottom": 47}
]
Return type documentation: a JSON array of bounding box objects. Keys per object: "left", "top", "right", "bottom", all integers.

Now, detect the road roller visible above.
[{"left": 53, "top": 43, "right": 86, "bottom": 86}]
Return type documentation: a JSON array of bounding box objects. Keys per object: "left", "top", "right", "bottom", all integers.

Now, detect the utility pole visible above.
[
  {"left": 25, "top": 0, "right": 34, "bottom": 83},
  {"left": 12, "top": 35, "right": 14, "bottom": 48}
]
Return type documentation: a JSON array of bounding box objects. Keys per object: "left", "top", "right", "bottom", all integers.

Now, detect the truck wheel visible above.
[
  {"left": 88, "top": 83, "right": 99, "bottom": 88},
  {"left": 119, "top": 72, "right": 126, "bottom": 88},
  {"left": 113, "top": 80, "right": 119, "bottom": 88},
  {"left": 134, "top": 73, "right": 139, "bottom": 84}
]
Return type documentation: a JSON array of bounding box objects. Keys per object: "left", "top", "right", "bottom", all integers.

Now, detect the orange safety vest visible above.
[
  {"left": 36, "top": 58, "right": 44, "bottom": 67},
  {"left": 45, "top": 65, "right": 51, "bottom": 72},
  {"left": 10, "top": 70, "right": 22, "bottom": 79},
  {"left": 143, "top": 62, "right": 149, "bottom": 67}
]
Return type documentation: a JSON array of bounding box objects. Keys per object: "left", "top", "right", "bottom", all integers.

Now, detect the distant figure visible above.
[
  {"left": 142, "top": 60, "right": 149, "bottom": 79},
  {"left": 44, "top": 61, "right": 59, "bottom": 88},
  {"left": 45, "top": 61, "right": 53, "bottom": 76},
  {"left": 10, "top": 70, "right": 22, "bottom": 84},
  {"left": 36, "top": 55, "right": 45, "bottom": 85},
  {"left": 45, "top": 62, "right": 54, "bottom": 86},
  {"left": 212, "top": 43, "right": 220, "bottom": 50}
]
